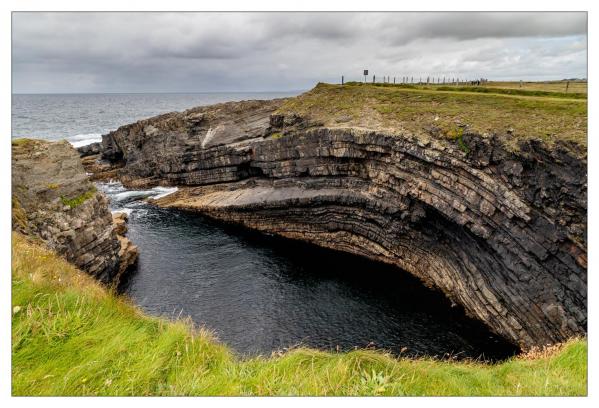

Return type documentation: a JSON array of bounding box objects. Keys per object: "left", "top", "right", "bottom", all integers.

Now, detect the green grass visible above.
[
  {"left": 12, "top": 232, "right": 587, "bottom": 396},
  {"left": 12, "top": 196, "right": 28, "bottom": 231},
  {"left": 490, "top": 80, "right": 587, "bottom": 94},
  {"left": 347, "top": 81, "right": 587, "bottom": 99},
  {"left": 434, "top": 85, "right": 586, "bottom": 99},
  {"left": 278, "top": 83, "right": 587, "bottom": 153},
  {"left": 60, "top": 187, "right": 97, "bottom": 209}
]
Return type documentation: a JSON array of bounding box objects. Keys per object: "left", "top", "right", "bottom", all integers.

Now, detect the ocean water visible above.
[
  {"left": 12, "top": 93, "right": 518, "bottom": 360},
  {"left": 11, "top": 92, "right": 299, "bottom": 145}
]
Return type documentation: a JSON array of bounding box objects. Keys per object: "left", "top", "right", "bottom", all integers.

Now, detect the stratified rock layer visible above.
[
  {"left": 88, "top": 97, "right": 587, "bottom": 350},
  {"left": 112, "top": 212, "right": 139, "bottom": 277},
  {"left": 12, "top": 139, "right": 136, "bottom": 284}
]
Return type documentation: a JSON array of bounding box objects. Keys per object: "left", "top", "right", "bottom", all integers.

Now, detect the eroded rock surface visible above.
[
  {"left": 112, "top": 212, "right": 129, "bottom": 235},
  {"left": 112, "top": 211, "right": 139, "bottom": 278},
  {"left": 83, "top": 97, "right": 587, "bottom": 350},
  {"left": 12, "top": 139, "right": 137, "bottom": 284}
]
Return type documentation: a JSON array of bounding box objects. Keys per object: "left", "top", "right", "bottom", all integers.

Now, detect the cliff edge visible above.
[
  {"left": 80, "top": 83, "right": 587, "bottom": 349},
  {"left": 12, "top": 138, "right": 137, "bottom": 284}
]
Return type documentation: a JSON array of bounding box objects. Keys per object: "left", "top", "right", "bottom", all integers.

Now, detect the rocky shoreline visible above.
[
  {"left": 12, "top": 139, "right": 138, "bottom": 285},
  {"left": 75, "top": 90, "right": 587, "bottom": 351}
]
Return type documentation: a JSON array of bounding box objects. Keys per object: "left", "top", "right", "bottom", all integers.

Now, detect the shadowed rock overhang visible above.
[{"left": 81, "top": 86, "right": 587, "bottom": 350}]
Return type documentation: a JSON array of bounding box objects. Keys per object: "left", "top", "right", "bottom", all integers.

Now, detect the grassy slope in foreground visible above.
[
  {"left": 278, "top": 83, "right": 587, "bottom": 152},
  {"left": 12, "top": 233, "right": 587, "bottom": 396}
]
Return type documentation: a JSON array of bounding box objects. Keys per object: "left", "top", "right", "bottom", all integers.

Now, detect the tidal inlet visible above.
[{"left": 10, "top": 10, "right": 587, "bottom": 397}]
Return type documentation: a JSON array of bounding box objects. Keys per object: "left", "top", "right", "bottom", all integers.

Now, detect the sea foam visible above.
[
  {"left": 152, "top": 186, "right": 178, "bottom": 199},
  {"left": 68, "top": 133, "right": 103, "bottom": 148}
]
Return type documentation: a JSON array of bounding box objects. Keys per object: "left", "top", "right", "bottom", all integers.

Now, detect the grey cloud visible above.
[
  {"left": 11, "top": 12, "right": 587, "bottom": 93},
  {"left": 381, "top": 12, "right": 587, "bottom": 43}
]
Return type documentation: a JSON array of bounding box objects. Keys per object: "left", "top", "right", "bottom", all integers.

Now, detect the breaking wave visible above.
[{"left": 68, "top": 133, "right": 102, "bottom": 148}]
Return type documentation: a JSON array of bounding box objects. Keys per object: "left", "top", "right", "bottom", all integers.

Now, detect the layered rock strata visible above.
[
  {"left": 84, "top": 98, "right": 586, "bottom": 350},
  {"left": 112, "top": 212, "right": 139, "bottom": 278},
  {"left": 12, "top": 139, "right": 137, "bottom": 284}
]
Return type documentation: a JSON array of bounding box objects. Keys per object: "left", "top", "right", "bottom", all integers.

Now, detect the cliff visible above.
[
  {"left": 81, "top": 83, "right": 587, "bottom": 349},
  {"left": 12, "top": 139, "right": 137, "bottom": 284}
]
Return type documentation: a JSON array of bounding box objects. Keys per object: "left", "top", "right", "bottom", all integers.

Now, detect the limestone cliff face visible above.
[
  {"left": 12, "top": 139, "right": 137, "bottom": 284},
  {"left": 86, "top": 98, "right": 586, "bottom": 350}
]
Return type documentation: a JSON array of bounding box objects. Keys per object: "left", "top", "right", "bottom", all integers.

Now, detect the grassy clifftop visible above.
[
  {"left": 11, "top": 232, "right": 587, "bottom": 396},
  {"left": 278, "top": 83, "right": 587, "bottom": 152}
]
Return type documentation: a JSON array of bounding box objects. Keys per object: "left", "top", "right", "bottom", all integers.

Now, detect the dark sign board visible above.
[{"left": 364, "top": 70, "right": 368, "bottom": 76}]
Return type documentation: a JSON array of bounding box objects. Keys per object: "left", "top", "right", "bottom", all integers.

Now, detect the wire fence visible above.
[
  {"left": 337, "top": 74, "right": 583, "bottom": 93},
  {"left": 340, "top": 74, "right": 489, "bottom": 86}
]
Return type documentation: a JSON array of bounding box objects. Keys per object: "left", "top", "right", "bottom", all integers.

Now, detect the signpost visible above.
[{"left": 364, "top": 69, "right": 368, "bottom": 83}]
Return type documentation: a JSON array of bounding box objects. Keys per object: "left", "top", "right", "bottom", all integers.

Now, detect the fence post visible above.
[
  {"left": 566, "top": 81, "right": 570, "bottom": 93},
  {"left": 341, "top": 75, "right": 344, "bottom": 85}
]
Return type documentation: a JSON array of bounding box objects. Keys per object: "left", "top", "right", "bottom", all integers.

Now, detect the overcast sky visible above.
[{"left": 12, "top": 12, "right": 587, "bottom": 93}]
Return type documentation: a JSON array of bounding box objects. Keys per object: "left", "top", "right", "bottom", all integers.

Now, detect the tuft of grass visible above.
[
  {"left": 12, "top": 232, "right": 587, "bottom": 396},
  {"left": 12, "top": 196, "right": 28, "bottom": 231},
  {"left": 11, "top": 138, "right": 34, "bottom": 146},
  {"left": 60, "top": 187, "right": 97, "bottom": 209},
  {"left": 11, "top": 138, "right": 46, "bottom": 155},
  {"left": 278, "top": 83, "right": 587, "bottom": 153},
  {"left": 446, "top": 126, "right": 470, "bottom": 154}
]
